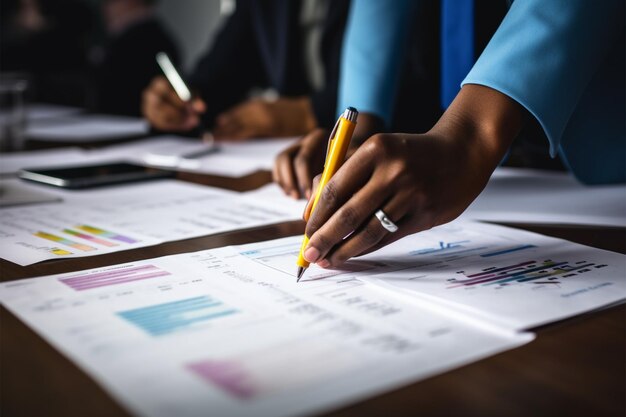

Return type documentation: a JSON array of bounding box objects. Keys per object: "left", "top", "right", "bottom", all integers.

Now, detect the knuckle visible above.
[
  {"left": 370, "top": 133, "right": 387, "bottom": 145},
  {"left": 320, "top": 181, "right": 338, "bottom": 206},
  {"left": 275, "top": 151, "right": 289, "bottom": 165},
  {"left": 366, "top": 134, "right": 388, "bottom": 153},
  {"left": 387, "top": 159, "right": 409, "bottom": 182},
  {"left": 337, "top": 206, "right": 360, "bottom": 231}
]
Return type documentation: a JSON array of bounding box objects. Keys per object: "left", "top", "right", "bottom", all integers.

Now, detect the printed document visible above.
[{"left": 0, "top": 180, "right": 302, "bottom": 265}]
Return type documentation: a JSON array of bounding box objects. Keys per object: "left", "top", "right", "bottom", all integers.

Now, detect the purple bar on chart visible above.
[
  {"left": 75, "top": 225, "right": 138, "bottom": 244},
  {"left": 59, "top": 264, "right": 170, "bottom": 291},
  {"left": 188, "top": 360, "right": 258, "bottom": 399}
]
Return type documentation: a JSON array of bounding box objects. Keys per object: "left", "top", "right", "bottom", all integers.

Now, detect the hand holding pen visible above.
[
  {"left": 296, "top": 87, "right": 516, "bottom": 276},
  {"left": 143, "top": 52, "right": 212, "bottom": 142}
]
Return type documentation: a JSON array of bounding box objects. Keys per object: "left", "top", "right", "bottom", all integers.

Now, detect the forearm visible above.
[{"left": 430, "top": 84, "right": 525, "bottom": 176}]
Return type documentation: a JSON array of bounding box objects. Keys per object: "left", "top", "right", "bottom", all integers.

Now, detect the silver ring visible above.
[{"left": 375, "top": 209, "right": 398, "bottom": 233}]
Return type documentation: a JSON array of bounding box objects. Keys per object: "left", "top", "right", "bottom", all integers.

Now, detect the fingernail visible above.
[
  {"left": 304, "top": 246, "right": 320, "bottom": 263},
  {"left": 318, "top": 259, "right": 330, "bottom": 268}
]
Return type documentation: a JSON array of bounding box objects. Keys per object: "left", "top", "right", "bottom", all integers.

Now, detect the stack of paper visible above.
[
  {"left": 1, "top": 221, "right": 623, "bottom": 417},
  {"left": 1, "top": 135, "right": 297, "bottom": 178},
  {"left": 25, "top": 114, "right": 149, "bottom": 142},
  {"left": 0, "top": 103, "right": 82, "bottom": 125},
  {"left": 0, "top": 180, "right": 303, "bottom": 266},
  {"left": 464, "top": 168, "right": 626, "bottom": 227}
]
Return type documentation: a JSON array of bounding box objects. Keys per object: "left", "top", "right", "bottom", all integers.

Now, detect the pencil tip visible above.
[{"left": 296, "top": 267, "right": 305, "bottom": 282}]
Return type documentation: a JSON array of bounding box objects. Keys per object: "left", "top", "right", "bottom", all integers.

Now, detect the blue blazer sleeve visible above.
[
  {"left": 462, "top": 0, "right": 624, "bottom": 158},
  {"left": 337, "top": 0, "right": 417, "bottom": 126}
]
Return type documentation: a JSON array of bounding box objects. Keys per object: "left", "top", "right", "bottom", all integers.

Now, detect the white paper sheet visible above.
[
  {"left": 354, "top": 221, "right": 626, "bottom": 330},
  {"left": 0, "top": 103, "right": 82, "bottom": 125},
  {"left": 25, "top": 103, "right": 83, "bottom": 121},
  {"left": 0, "top": 241, "right": 531, "bottom": 417},
  {"left": 0, "top": 180, "right": 303, "bottom": 265},
  {"left": 25, "top": 114, "right": 149, "bottom": 142},
  {"left": 1, "top": 136, "right": 297, "bottom": 177},
  {"left": 0, "top": 147, "right": 87, "bottom": 175},
  {"left": 102, "top": 135, "right": 297, "bottom": 177},
  {"left": 463, "top": 168, "right": 626, "bottom": 227},
  {"left": 0, "top": 178, "right": 62, "bottom": 207}
]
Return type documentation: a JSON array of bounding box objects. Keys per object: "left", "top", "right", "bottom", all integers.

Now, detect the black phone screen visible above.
[{"left": 19, "top": 162, "right": 175, "bottom": 189}]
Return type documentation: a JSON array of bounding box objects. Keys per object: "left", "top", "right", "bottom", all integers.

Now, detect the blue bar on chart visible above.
[{"left": 118, "top": 296, "right": 238, "bottom": 336}]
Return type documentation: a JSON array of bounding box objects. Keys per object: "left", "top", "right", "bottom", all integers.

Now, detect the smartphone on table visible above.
[{"left": 19, "top": 162, "right": 175, "bottom": 189}]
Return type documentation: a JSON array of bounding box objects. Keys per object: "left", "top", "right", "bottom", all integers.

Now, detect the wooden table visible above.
[{"left": 1, "top": 171, "right": 624, "bottom": 417}]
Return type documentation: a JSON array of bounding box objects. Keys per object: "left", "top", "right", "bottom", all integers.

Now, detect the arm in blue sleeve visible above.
[
  {"left": 462, "top": 0, "right": 624, "bottom": 157},
  {"left": 337, "top": 0, "right": 417, "bottom": 126}
]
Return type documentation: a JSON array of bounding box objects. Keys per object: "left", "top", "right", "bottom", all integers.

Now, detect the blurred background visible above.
[{"left": 0, "top": 0, "right": 225, "bottom": 115}]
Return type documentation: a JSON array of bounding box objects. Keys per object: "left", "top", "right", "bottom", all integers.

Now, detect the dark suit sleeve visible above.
[
  {"left": 308, "top": 0, "right": 350, "bottom": 129},
  {"left": 188, "top": 0, "right": 267, "bottom": 126}
]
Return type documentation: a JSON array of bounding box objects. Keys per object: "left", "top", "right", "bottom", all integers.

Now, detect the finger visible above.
[
  {"left": 151, "top": 76, "right": 187, "bottom": 108},
  {"left": 304, "top": 176, "right": 394, "bottom": 264},
  {"left": 144, "top": 90, "right": 191, "bottom": 131},
  {"left": 322, "top": 192, "right": 412, "bottom": 267},
  {"left": 191, "top": 97, "right": 206, "bottom": 113},
  {"left": 354, "top": 211, "right": 437, "bottom": 258},
  {"left": 144, "top": 77, "right": 199, "bottom": 131},
  {"left": 273, "top": 147, "right": 300, "bottom": 199},
  {"left": 304, "top": 150, "right": 376, "bottom": 240},
  {"left": 294, "top": 130, "right": 327, "bottom": 198}
]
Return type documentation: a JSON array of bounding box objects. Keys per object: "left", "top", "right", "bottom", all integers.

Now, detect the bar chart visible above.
[
  {"left": 448, "top": 259, "right": 607, "bottom": 289},
  {"left": 60, "top": 264, "right": 170, "bottom": 291},
  {"left": 118, "top": 296, "right": 238, "bottom": 336}
]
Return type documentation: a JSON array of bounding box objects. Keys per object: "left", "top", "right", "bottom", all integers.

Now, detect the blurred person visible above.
[
  {"left": 142, "top": 0, "right": 351, "bottom": 141},
  {"left": 90, "top": 0, "right": 179, "bottom": 116}
]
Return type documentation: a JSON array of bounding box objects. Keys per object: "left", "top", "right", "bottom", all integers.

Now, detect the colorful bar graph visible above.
[
  {"left": 75, "top": 225, "right": 138, "bottom": 244},
  {"left": 448, "top": 259, "right": 605, "bottom": 289},
  {"left": 35, "top": 231, "right": 96, "bottom": 252},
  {"left": 63, "top": 229, "right": 118, "bottom": 247},
  {"left": 60, "top": 264, "right": 170, "bottom": 291},
  {"left": 188, "top": 360, "right": 257, "bottom": 399},
  {"left": 118, "top": 296, "right": 238, "bottom": 336}
]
